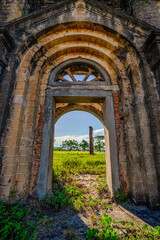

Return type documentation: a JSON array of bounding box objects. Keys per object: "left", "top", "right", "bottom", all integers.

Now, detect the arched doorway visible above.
[
  {"left": 0, "top": 15, "right": 159, "bottom": 208},
  {"left": 36, "top": 59, "right": 120, "bottom": 198}
]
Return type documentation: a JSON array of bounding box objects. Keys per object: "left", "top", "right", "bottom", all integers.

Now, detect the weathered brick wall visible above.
[
  {"left": 142, "top": 33, "right": 160, "bottom": 194},
  {"left": 30, "top": 105, "right": 44, "bottom": 193},
  {"left": 0, "top": 0, "right": 159, "bottom": 208},
  {"left": 112, "top": 91, "right": 128, "bottom": 193},
  {"left": 0, "top": 0, "right": 160, "bottom": 27},
  {"left": 133, "top": 0, "right": 160, "bottom": 28},
  {"left": 0, "top": 0, "right": 25, "bottom": 22}
]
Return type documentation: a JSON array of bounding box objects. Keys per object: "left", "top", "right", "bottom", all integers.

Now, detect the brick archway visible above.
[{"left": 0, "top": 13, "right": 160, "bottom": 208}]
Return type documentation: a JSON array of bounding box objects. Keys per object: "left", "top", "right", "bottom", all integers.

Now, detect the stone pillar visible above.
[
  {"left": 143, "top": 31, "right": 160, "bottom": 198},
  {"left": 89, "top": 126, "right": 94, "bottom": 155},
  {"left": 103, "top": 92, "right": 120, "bottom": 196},
  {"left": 36, "top": 94, "right": 55, "bottom": 198}
]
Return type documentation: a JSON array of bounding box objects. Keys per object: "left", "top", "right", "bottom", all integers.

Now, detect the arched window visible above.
[{"left": 56, "top": 64, "right": 104, "bottom": 83}]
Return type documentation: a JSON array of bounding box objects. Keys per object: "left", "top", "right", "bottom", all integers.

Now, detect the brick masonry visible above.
[
  {"left": 30, "top": 105, "right": 44, "bottom": 193},
  {"left": 113, "top": 90, "right": 128, "bottom": 193},
  {"left": 0, "top": 0, "right": 160, "bottom": 209}
]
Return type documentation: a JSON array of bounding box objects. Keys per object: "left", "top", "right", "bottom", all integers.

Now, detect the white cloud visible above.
[
  {"left": 54, "top": 128, "right": 104, "bottom": 146},
  {"left": 93, "top": 128, "right": 104, "bottom": 134}
]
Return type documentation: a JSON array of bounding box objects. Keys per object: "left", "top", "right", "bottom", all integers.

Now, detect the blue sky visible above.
[{"left": 54, "top": 111, "right": 104, "bottom": 147}]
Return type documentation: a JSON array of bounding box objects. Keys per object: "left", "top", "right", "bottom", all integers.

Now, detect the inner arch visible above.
[
  {"left": 55, "top": 103, "right": 104, "bottom": 125},
  {"left": 54, "top": 110, "right": 104, "bottom": 148}
]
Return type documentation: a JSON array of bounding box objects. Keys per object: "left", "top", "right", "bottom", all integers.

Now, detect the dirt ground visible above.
[{"left": 35, "top": 174, "right": 160, "bottom": 240}]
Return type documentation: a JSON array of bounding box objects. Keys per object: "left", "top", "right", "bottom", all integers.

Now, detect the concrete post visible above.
[
  {"left": 103, "top": 93, "right": 120, "bottom": 196},
  {"left": 36, "top": 94, "right": 55, "bottom": 198}
]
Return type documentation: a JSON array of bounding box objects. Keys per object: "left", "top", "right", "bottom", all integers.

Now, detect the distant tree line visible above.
[{"left": 54, "top": 135, "right": 105, "bottom": 152}]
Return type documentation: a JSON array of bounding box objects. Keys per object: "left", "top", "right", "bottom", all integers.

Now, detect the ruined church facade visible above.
[{"left": 0, "top": 0, "right": 160, "bottom": 209}]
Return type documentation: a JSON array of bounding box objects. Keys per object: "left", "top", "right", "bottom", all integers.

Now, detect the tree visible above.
[
  {"left": 62, "top": 139, "right": 79, "bottom": 151},
  {"left": 94, "top": 135, "right": 105, "bottom": 152},
  {"left": 79, "top": 140, "right": 89, "bottom": 151}
]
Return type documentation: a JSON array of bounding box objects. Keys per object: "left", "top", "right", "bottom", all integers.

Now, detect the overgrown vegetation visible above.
[
  {"left": 86, "top": 213, "right": 160, "bottom": 240},
  {"left": 0, "top": 151, "right": 159, "bottom": 239},
  {"left": 52, "top": 152, "right": 160, "bottom": 239},
  {"left": 94, "top": 136, "right": 105, "bottom": 152},
  {"left": 0, "top": 201, "right": 37, "bottom": 240}
]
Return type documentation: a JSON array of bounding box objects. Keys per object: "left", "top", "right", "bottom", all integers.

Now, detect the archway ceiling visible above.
[
  {"left": 37, "top": 24, "right": 124, "bottom": 47},
  {"left": 20, "top": 22, "right": 139, "bottom": 86},
  {"left": 42, "top": 53, "right": 118, "bottom": 85},
  {"left": 38, "top": 43, "right": 122, "bottom": 71},
  {"left": 55, "top": 103, "right": 104, "bottom": 125}
]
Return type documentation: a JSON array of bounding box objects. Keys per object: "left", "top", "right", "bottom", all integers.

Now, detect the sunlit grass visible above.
[
  {"left": 52, "top": 151, "right": 107, "bottom": 212},
  {"left": 53, "top": 151, "right": 106, "bottom": 181}
]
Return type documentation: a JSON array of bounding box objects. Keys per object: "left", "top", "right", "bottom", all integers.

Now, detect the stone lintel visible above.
[
  {"left": 47, "top": 84, "right": 119, "bottom": 91},
  {"left": 46, "top": 85, "right": 119, "bottom": 103}
]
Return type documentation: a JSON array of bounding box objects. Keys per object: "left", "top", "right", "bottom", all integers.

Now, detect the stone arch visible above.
[
  {"left": 55, "top": 103, "right": 104, "bottom": 125},
  {"left": 0, "top": 2, "right": 159, "bottom": 209}
]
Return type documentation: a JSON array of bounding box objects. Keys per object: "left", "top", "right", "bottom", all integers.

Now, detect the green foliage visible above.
[
  {"left": 95, "top": 174, "right": 107, "bottom": 193},
  {"left": 86, "top": 213, "right": 119, "bottom": 240},
  {"left": 86, "top": 212, "right": 160, "bottom": 240},
  {"left": 53, "top": 151, "right": 106, "bottom": 178},
  {"left": 86, "top": 228, "right": 99, "bottom": 239},
  {"left": 62, "top": 140, "right": 79, "bottom": 151},
  {"left": 40, "top": 183, "right": 69, "bottom": 210},
  {"left": 54, "top": 146, "right": 63, "bottom": 151},
  {"left": 8, "top": 190, "right": 17, "bottom": 203},
  {"left": 79, "top": 139, "right": 89, "bottom": 151},
  {"left": 116, "top": 189, "right": 129, "bottom": 203},
  {"left": 40, "top": 180, "right": 86, "bottom": 212},
  {"left": 65, "top": 185, "right": 85, "bottom": 211},
  {"left": 94, "top": 135, "right": 105, "bottom": 152},
  {"left": 0, "top": 201, "right": 36, "bottom": 240}
]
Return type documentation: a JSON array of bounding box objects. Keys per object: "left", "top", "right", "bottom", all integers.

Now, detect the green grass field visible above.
[{"left": 53, "top": 151, "right": 106, "bottom": 182}]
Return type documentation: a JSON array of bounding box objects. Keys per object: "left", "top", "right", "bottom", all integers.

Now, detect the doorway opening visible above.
[
  {"left": 36, "top": 59, "right": 120, "bottom": 200},
  {"left": 47, "top": 110, "right": 111, "bottom": 236},
  {"left": 53, "top": 111, "right": 106, "bottom": 185},
  {"left": 35, "top": 58, "right": 122, "bottom": 237}
]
